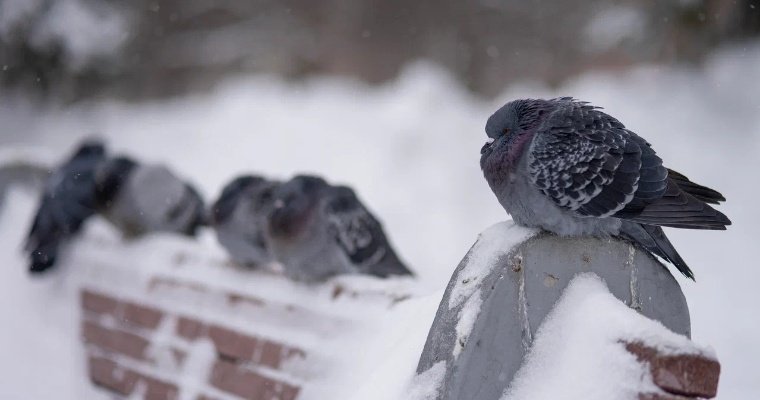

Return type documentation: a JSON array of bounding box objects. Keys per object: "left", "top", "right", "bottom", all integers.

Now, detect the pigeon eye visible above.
[{"left": 502, "top": 128, "right": 511, "bottom": 136}]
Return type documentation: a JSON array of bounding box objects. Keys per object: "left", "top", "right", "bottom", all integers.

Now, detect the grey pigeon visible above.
[
  {"left": 209, "top": 175, "right": 278, "bottom": 267},
  {"left": 480, "top": 97, "right": 730, "bottom": 279},
  {"left": 25, "top": 140, "right": 106, "bottom": 273},
  {"left": 94, "top": 156, "right": 205, "bottom": 238},
  {"left": 267, "top": 175, "right": 413, "bottom": 282}
]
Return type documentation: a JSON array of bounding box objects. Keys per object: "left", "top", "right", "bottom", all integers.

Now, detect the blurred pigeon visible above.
[
  {"left": 267, "top": 175, "right": 412, "bottom": 281},
  {"left": 25, "top": 140, "right": 106, "bottom": 273},
  {"left": 94, "top": 156, "right": 205, "bottom": 237},
  {"left": 209, "top": 175, "right": 279, "bottom": 267},
  {"left": 480, "top": 97, "right": 730, "bottom": 279}
]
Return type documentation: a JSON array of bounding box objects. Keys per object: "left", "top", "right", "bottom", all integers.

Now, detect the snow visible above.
[
  {"left": 407, "top": 361, "right": 447, "bottom": 400},
  {"left": 503, "top": 273, "right": 713, "bottom": 400},
  {"left": 448, "top": 223, "right": 536, "bottom": 358},
  {"left": 0, "top": 184, "right": 438, "bottom": 399},
  {"left": 1, "top": 42, "right": 759, "bottom": 398},
  {"left": 453, "top": 293, "right": 482, "bottom": 358},
  {"left": 0, "top": 189, "right": 104, "bottom": 399},
  {"left": 448, "top": 223, "right": 537, "bottom": 310}
]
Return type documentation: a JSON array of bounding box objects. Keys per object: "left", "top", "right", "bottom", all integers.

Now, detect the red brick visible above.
[
  {"left": 176, "top": 316, "right": 208, "bottom": 340},
  {"left": 177, "top": 319, "right": 305, "bottom": 369},
  {"left": 121, "top": 302, "right": 164, "bottom": 330},
  {"left": 259, "top": 341, "right": 283, "bottom": 369},
  {"left": 626, "top": 341, "right": 720, "bottom": 399},
  {"left": 82, "top": 320, "right": 150, "bottom": 361},
  {"left": 209, "top": 360, "right": 301, "bottom": 400},
  {"left": 139, "top": 374, "right": 179, "bottom": 400},
  {"left": 209, "top": 360, "right": 266, "bottom": 399},
  {"left": 279, "top": 384, "right": 301, "bottom": 400},
  {"left": 81, "top": 290, "right": 120, "bottom": 316},
  {"left": 262, "top": 382, "right": 301, "bottom": 400},
  {"left": 208, "top": 324, "right": 259, "bottom": 362},
  {"left": 88, "top": 356, "right": 139, "bottom": 396}
]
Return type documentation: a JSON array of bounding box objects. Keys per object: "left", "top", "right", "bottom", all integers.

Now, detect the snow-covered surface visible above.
[
  {"left": 0, "top": 185, "right": 440, "bottom": 400},
  {"left": 448, "top": 223, "right": 537, "bottom": 310},
  {"left": 0, "top": 145, "right": 55, "bottom": 170},
  {"left": 0, "top": 189, "right": 104, "bottom": 399},
  {"left": 407, "top": 361, "right": 447, "bottom": 400},
  {"left": 448, "top": 222, "right": 537, "bottom": 358},
  {"left": 1, "top": 42, "right": 759, "bottom": 398},
  {"left": 504, "top": 273, "right": 713, "bottom": 400}
]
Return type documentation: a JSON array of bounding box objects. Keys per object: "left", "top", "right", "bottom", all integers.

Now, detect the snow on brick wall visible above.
[
  {"left": 68, "top": 219, "right": 431, "bottom": 400},
  {"left": 80, "top": 284, "right": 305, "bottom": 400}
]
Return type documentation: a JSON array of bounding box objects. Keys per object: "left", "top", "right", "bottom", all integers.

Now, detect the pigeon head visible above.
[
  {"left": 94, "top": 156, "right": 138, "bottom": 209},
  {"left": 72, "top": 140, "right": 107, "bottom": 159},
  {"left": 248, "top": 179, "right": 279, "bottom": 214},
  {"left": 481, "top": 98, "right": 555, "bottom": 170},
  {"left": 326, "top": 186, "right": 359, "bottom": 213},
  {"left": 268, "top": 175, "right": 329, "bottom": 238},
  {"left": 210, "top": 175, "right": 269, "bottom": 225}
]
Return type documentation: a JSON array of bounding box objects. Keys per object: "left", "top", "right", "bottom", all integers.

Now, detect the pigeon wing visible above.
[
  {"left": 529, "top": 100, "right": 730, "bottom": 229},
  {"left": 528, "top": 101, "right": 649, "bottom": 217},
  {"left": 325, "top": 188, "right": 387, "bottom": 267}
]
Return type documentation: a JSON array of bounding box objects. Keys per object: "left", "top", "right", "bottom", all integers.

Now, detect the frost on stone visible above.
[
  {"left": 408, "top": 361, "right": 447, "bottom": 400},
  {"left": 503, "top": 273, "right": 714, "bottom": 400},
  {"left": 448, "top": 222, "right": 537, "bottom": 310}
]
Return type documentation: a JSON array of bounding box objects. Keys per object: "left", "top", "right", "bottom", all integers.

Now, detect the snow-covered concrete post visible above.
[{"left": 415, "top": 221, "right": 696, "bottom": 400}]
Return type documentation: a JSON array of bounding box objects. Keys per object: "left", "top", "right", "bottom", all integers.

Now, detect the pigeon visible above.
[
  {"left": 480, "top": 97, "right": 730, "bottom": 279},
  {"left": 25, "top": 140, "right": 106, "bottom": 273},
  {"left": 94, "top": 156, "right": 205, "bottom": 238},
  {"left": 209, "top": 175, "right": 279, "bottom": 267},
  {"left": 267, "top": 175, "right": 413, "bottom": 282}
]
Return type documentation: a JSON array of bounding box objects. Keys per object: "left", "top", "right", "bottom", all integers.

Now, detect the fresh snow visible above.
[
  {"left": 1, "top": 42, "right": 759, "bottom": 398},
  {"left": 449, "top": 222, "right": 537, "bottom": 359},
  {"left": 0, "top": 189, "right": 105, "bottom": 399},
  {"left": 407, "top": 361, "right": 447, "bottom": 400},
  {"left": 503, "top": 273, "right": 713, "bottom": 400},
  {"left": 448, "top": 223, "right": 537, "bottom": 310}
]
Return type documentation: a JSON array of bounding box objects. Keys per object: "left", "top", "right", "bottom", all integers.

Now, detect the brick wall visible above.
[
  {"left": 80, "top": 281, "right": 310, "bottom": 400},
  {"left": 626, "top": 341, "right": 720, "bottom": 400}
]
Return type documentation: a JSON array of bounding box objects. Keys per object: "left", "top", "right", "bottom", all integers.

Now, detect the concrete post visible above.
[{"left": 416, "top": 222, "right": 690, "bottom": 400}]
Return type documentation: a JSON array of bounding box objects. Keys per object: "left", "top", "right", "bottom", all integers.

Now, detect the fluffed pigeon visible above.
[
  {"left": 480, "top": 97, "right": 730, "bottom": 279},
  {"left": 267, "top": 175, "right": 413, "bottom": 282},
  {"left": 209, "top": 175, "right": 279, "bottom": 267},
  {"left": 25, "top": 140, "right": 106, "bottom": 273},
  {"left": 94, "top": 156, "right": 205, "bottom": 237}
]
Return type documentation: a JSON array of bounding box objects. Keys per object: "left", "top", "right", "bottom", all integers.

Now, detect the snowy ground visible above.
[{"left": 1, "top": 42, "right": 759, "bottom": 398}]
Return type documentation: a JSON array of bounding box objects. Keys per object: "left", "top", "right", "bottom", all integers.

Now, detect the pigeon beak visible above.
[
  {"left": 481, "top": 137, "right": 496, "bottom": 155},
  {"left": 273, "top": 199, "right": 285, "bottom": 209}
]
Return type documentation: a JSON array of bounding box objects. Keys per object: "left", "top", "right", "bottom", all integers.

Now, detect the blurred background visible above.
[
  {"left": 1, "top": 1, "right": 759, "bottom": 399},
  {"left": 1, "top": 0, "right": 759, "bottom": 101}
]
